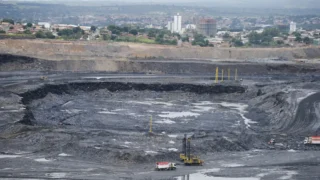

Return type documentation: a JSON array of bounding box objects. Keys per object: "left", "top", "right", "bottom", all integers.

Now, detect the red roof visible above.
[
  {"left": 199, "top": 18, "right": 216, "bottom": 24},
  {"left": 156, "top": 162, "right": 169, "bottom": 165}
]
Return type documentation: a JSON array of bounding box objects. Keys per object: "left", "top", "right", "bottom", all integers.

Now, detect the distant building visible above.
[
  {"left": 185, "top": 24, "right": 196, "bottom": 30},
  {"left": 290, "top": 21, "right": 297, "bottom": 33},
  {"left": 277, "top": 24, "right": 289, "bottom": 33},
  {"left": 167, "top": 13, "right": 182, "bottom": 34},
  {"left": 167, "top": 21, "right": 174, "bottom": 33},
  {"left": 173, "top": 13, "right": 182, "bottom": 33},
  {"left": 273, "top": 37, "right": 284, "bottom": 42},
  {"left": 38, "top": 22, "right": 51, "bottom": 29},
  {"left": 197, "top": 18, "right": 217, "bottom": 37}
]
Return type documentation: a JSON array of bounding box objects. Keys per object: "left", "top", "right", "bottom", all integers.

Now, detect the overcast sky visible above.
[
  {"left": 80, "top": 0, "right": 319, "bottom": 8},
  {"left": 11, "top": 0, "right": 320, "bottom": 8}
]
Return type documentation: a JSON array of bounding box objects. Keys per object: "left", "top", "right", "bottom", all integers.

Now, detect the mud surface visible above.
[{"left": 0, "top": 67, "right": 320, "bottom": 179}]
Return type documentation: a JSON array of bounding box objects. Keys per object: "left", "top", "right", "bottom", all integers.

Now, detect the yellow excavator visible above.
[{"left": 179, "top": 134, "right": 203, "bottom": 166}]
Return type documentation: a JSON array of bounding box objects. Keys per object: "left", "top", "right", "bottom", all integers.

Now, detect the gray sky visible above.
[
  {"left": 12, "top": 0, "right": 320, "bottom": 8},
  {"left": 84, "top": 0, "right": 320, "bottom": 8}
]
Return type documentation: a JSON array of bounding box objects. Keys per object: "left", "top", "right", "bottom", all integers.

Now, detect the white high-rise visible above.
[
  {"left": 290, "top": 21, "right": 297, "bottom": 33},
  {"left": 167, "top": 21, "right": 174, "bottom": 33},
  {"left": 173, "top": 13, "right": 182, "bottom": 33}
]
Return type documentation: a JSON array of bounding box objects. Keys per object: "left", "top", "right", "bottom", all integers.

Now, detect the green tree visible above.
[
  {"left": 72, "top": 27, "right": 83, "bottom": 34},
  {"left": 26, "top": 23, "right": 33, "bottom": 28},
  {"left": 233, "top": 39, "right": 244, "bottom": 47},
  {"left": 45, "top": 32, "right": 55, "bottom": 39},
  {"left": 147, "top": 30, "right": 156, "bottom": 38},
  {"left": 303, "top": 37, "right": 311, "bottom": 44},
  {"left": 24, "top": 29, "right": 32, "bottom": 34},
  {"left": 248, "top": 32, "right": 261, "bottom": 45},
  {"left": 102, "top": 34, "right": 110, "bottom": 41},
  {"left": 2, "top": 19, "right": 14, "bottom": 24},
  {"left": 108, "top": 25, "right": 121, "bottom": 35},
  {"left": 35, "top": 31, "right": 46, "bottom": 38},
  {"left": 276, "top": 40, "right": 284, "bottom": 45},
  {"left": 9, "top": 26, "right": 14, "bottom": 30},
  {"left": 0, "top": 30, "right": 6, "bottom": 34},
  {"left": 223, "top": 33, "right": 231, "bottom": 39},
  {"left": 90, "top": 26, "right": 97, "bottom": 32},
  {"left": 129, "top": 29, "right": 138, "bottom": 36},
  {"left": 122, "top": 26, "right": 129, "bottom": 33},
  {"left": 295, "top": 36, "right": 302, "bottom": 42},
  {"left": 181, "top": 36, "right": 189, "bottom": 42}
]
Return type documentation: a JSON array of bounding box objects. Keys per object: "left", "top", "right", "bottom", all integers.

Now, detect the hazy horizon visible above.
[{"left": 4, "top": 0, "right": 320, "bottom": 9}]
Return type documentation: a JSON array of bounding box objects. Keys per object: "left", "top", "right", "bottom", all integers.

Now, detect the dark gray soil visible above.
[{"left": 0, "top": 63, "right": 320, "bottom": 179}]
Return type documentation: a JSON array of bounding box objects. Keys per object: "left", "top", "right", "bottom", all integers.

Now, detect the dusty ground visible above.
[{"left": 1, "top": 39, "right": 320, "bottom": 61}]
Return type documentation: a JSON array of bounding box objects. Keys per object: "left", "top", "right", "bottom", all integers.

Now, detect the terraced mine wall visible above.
[{"left": 1, "top": 54, "right": 320, "bottom": 74}]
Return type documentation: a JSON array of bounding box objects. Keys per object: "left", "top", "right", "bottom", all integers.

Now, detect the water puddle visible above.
[
  {"left": 159, "top": 111, "right": 200, "bottom": 118},
  {"left": 0, "top": 155, "right": 21, "bottom": 158},
  {"left": 155, "top": 119, "right": 176, "bottom": 124}
]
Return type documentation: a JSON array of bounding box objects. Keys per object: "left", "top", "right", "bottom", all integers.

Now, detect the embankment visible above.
[{"left": 0, "top": 39, "right": 320, "bottom": 61}]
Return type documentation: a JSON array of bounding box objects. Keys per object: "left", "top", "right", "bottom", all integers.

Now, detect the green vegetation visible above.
[
  {"left": 24, "top": 29, "right": 32, "bottom": 34},
  {"left": 192, "top": 34, "right": 210, "bottom": 47},
  {"left": 231, "top": 38, "right": 244, "bottom": 47},
  {"left": 90, "top": 26, "right": 97, "bottom": 32},
  {"left": 223, "top": 33, "right": 231, "bottom": 39},
  {"left": 1, "top": 18, "right": 14, "bottom": 24},
  {"left": 293, "top": 32, "right": 302, "bottom": 42},
  {"left": 0, "top": 30, "right": 6, "bottom": 34},
  {"left": 104, "top": 25, "right": 178, "bottom": 45},
  {"left": 114, "top": 36, "right": 155, "bottom": 44},
  {"left": 247, "top": 27, "right": 280, "bottom": 46},
  {"left": 35, "top": 30, "right": 55, "bottom": 39},
  {"left": 303, "top": 37, "right": 312, "bottom": 44},
  {"left": 57, "top": 27, "right": 84, "bottom": 40},
  {"left": 26, "top": 23, "right": 33, "bottom": 28},
  {"left": 129, "top": 29, "right": 138, "bottom": 36}
]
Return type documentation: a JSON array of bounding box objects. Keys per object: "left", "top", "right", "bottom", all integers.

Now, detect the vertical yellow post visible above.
[
  {"left": 235, "top": 68, "right": 238, "bottom": 81},
  {"left": 215, "top": 67, "right": 219, "bottom": 83},
  {"left": 228, "top": 68, "right": 230, "bottom": 80},
  {"left": 149, "top": 116, "right": 152, "bottom": 133},
  {"left": 221, "top": 69, "right": 224, "bottom": 82}
]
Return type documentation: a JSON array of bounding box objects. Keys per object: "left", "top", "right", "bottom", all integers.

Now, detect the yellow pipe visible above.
[
  {"left": 215, "top": 67, "right": 219, "bottom": 83},
  {"left": 235, "top": 68, "right": 238, "bottom": 81},
  {"left": 221, "top": 69, "right": 224, "bottom": 82},
  {"left": 228, "top": 68, "right": 230, "bottom": 80},
  {"left": 149, "top": 116, "right": 152, "bottom": 133}
]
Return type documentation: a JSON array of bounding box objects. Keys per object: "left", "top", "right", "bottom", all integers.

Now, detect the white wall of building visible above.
[
  {"left": 38, "top": 22, "right": 51, "bottom": 29},
  {"left": 173, "top": 13, "right": 182, "bottom": 33},
  {"left": 167, "top": 21, "right": 174, "bottom": 33},
  {"left": 290, "top": 21, "right": 297, "bottom": 33}
]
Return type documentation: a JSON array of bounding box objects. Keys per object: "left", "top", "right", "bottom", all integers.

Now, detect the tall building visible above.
[
  {"left": 173, "top": 13, "right": 182, "bottom": 33},
  {"left": 197, "top": 18, "right": 217, "bottom": 37},
  {"left": 167, "top": 21, "right": 174, "bottom": 33},
  {"left": 290, "top": 21, "right": 297, "bottom": 33}
]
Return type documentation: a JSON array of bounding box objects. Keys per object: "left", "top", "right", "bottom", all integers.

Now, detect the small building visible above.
[
  {"left": 314, "top": 39, "right": 320, "bottom": 45},
  {"left": 288, "top": 36, "right": 296, "bottom": 43},
  {"left": 273, "top": 37, "right": 284, "bottom": 42},
  {"left": 1, "top": 22, "right": 10, "bottom": 26},
  {"left": 38, "top": 22, "right": 51, "bottom": 29}
]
